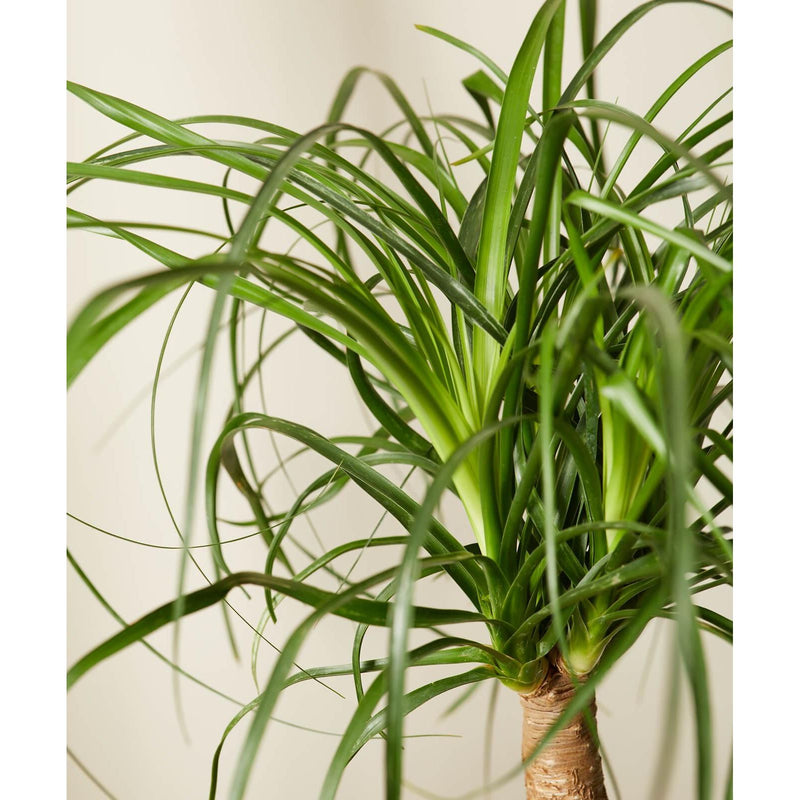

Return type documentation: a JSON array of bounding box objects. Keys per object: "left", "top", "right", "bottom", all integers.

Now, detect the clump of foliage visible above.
[{"left": 67, "top": 1, "right": 732, "bottom": 797}]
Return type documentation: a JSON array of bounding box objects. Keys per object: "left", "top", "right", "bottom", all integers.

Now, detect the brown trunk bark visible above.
[{"left": 519, "top": 664, "right": 607, "bottom": 799}]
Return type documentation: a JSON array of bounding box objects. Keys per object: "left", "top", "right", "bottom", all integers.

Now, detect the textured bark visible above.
[{"left": 519, "top": 664, "right": 607, "bottom": 799}]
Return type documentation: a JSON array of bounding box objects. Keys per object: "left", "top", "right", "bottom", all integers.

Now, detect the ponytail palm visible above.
[{"left": 67, "top": 1, "right": 732, "bottom": 797}]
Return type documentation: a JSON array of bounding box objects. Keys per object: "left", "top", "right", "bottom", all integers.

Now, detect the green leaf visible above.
[{"left": 472, "top": 0, "right": 566, "bottom": 391}]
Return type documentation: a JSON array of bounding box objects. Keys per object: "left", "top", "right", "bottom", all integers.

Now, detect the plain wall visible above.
[{"left": 67, "top": 2, "right": 732, "bottom": 798}]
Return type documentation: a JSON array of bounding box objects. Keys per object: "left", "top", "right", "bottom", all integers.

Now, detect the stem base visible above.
[{"left": 519, "top": 665, "right": 607, "bottom": 799}]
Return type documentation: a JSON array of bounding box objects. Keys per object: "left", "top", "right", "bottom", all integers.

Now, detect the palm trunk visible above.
[{"left": 519, "top": 664, "right": 607, "bottom": 799}]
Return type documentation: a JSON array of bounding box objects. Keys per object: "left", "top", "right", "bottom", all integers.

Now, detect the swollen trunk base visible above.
[{"left": 519, "top": 667, "right": 607, "bottom": 799}]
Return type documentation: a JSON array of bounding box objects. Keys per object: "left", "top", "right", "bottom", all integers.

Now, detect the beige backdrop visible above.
[{"left": 67, "top": 1, "right": 732, "bottom": 798}]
